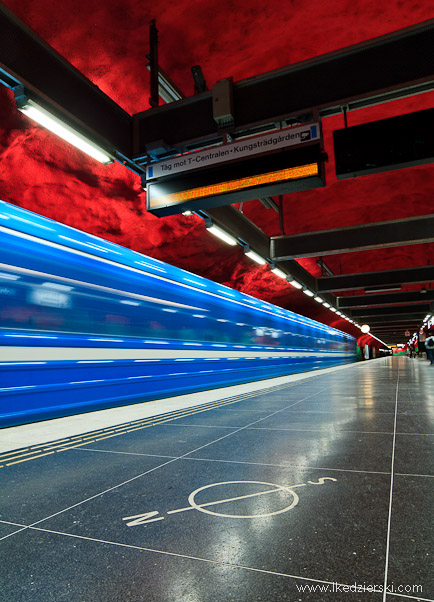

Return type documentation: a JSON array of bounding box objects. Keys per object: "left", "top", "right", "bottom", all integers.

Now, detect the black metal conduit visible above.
[
  {"left": 133, "top": 20, "right": 434, "bottom": 154},
  {"left": 1, "top": 3, "right": 433, "bottom": 166}
]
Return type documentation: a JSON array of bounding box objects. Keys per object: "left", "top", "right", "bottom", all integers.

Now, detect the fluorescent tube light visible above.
[
  {"left": 272, "top": 268, "right": 287, "bottom": 279},
  {"left": 146, "top": 63, "right": 184, "bottom": 103},
  {"left": 206, "top": 224, "right": 237, "bottom": 245},
  {"left": 18, "top": 100, "right": 113, "bottom": 164},
  {"left": 246, "top": 250, "right": 267, "bottom": 265},
  {"left": 288, "top": 279, "right": 303, "bottom": 289},
  {"left": 314, "top": 296, "right": 324, "bottom": 303},
  {"left": 303, "top": 289, "right": 315, "bottom": 297},
  {"left": 322, "top": 302, "right": 331, "bottom": 308},
  {"left": 330, "top": 307, "right": 337, "bottom": 312}
]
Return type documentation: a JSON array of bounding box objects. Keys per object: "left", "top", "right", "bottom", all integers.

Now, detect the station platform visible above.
[{"left": 0, "top": 356, "right": 433, "bottom": 602}]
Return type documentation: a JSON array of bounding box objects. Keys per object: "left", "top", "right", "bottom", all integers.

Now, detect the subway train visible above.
[{"left": 0, "top": 200, "right": 357, "bottom": 427}]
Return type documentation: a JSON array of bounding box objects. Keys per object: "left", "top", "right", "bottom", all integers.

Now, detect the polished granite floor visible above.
[{"left": 1, "top": 356, "right": 433, "bottom": 602}]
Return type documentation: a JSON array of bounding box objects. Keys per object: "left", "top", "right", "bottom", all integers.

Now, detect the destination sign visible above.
[
  {"left": 146, "top": 140, "right": 325, "bottom": 217},
  {"left": 146, "top": 123, "right": 320, "bottom": 181}
]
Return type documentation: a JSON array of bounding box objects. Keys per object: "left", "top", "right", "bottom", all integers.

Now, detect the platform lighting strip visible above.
[
  {"left": 288, "top": 279, "right": 303, "bottom": 290},
  {"left": 190, "top": 215, "right": 357, "bottom": 335},
  {"left": 369, "top": 333, "right": 388, "bottom": 347},
  {"left": 271, "top": 267, "right": 287, "bottom": 279},
  {"left": 150, "top": 163, "right": 319, "bottom": 205},
  {"left": 204, "top": 220, "right": 360, "bottom": 332},
  {"left": 245, "top": 249, "right": 267, "bottom": 265},
  {"left": 206, "top": 224, "right": 237, "bottom": 246},
  {"left": 18, "top": 100, "right": 113, "bottom": 165}
]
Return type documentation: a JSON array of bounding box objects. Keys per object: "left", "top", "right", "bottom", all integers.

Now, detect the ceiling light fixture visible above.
[
  {"left": 286, "top": 276, "right": 303, "bottom": 289},
  {"left": 303, "top": 289, "right": 315, "bottom": 297},
  {"left": 245, "top": 249, "right": 267, "bottom": 265},
  {"left": 289, "top": 280, "right": 303, "bottom": 289},
  {"left": 17, "top": 99, "right": 113, "bottom": 164},
  {"left": 271, "top": 267, "right": 287, "bottom": 279},
  {"left": 314, "top": 296, "right": 324, "bottom": 303},
  {"left": 157, "top": 74, "right": 183, "bottom": 104},
  {"left": 206, "top": 224, "right": 238, "bottom": 246},
  {"left": 145, "top": 58, "right": 184, "bottom": 103}
]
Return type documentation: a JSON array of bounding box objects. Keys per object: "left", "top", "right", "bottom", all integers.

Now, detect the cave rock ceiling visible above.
[{"left": 1, "top": 0, "right": 434, "bottom": 345}]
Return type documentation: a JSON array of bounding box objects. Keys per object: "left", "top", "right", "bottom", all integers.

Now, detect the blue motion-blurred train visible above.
[{"left": 0, "top": 200, "right": 357, "bottom": 427}]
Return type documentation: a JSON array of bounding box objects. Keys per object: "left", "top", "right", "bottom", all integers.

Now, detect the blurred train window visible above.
[{"left": 0, "top": 272, "right": 350, "bottom": 351}]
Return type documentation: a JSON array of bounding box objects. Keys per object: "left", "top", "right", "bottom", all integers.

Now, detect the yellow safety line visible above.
[
  {"left": 92, "top": 432, "right": 134, "bottom": 442},
  {"left": 123, "top": 422, "right": 153, "bottom": 434},
  {"left": 0, "top": 398, "right": 238, "bottom": 466},
  {"left": 1, "top": 381, "right": 292, "bottom": 468},
  {"left": 42, "top": 439, "right": 84, "bottom": 450},
  {"left": 6, "top": 451, "right": 55, "bottom": 466},
  {"left": 80, "top": 432, "right": 116, "bottom": 441},
  {"left": 27, "top": 395, "right": 239, "bottom": 453},
  {"left": 0, "top": 449, "right": 45, "bottom": 463},
  {"left": 56, "top": 441, "right": 97, "bottom": 451},
  {"left": 79, "top": 425, "right": 125, "bottom": 436},
  {"left": 0, "top": 448, "right": 29, "bottom": 458}
]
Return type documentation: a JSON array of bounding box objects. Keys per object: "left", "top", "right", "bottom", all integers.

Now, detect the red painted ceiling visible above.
[{"left": 1, "top": 0, "right": 434, "bottom": 342}]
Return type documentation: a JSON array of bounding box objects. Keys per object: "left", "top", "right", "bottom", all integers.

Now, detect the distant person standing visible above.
[
  {"left": 419, "top": 331, "right": 427, "bottom": 359},
  {"left": 425, "top": 332, "right": 434, "bottom": 365}
]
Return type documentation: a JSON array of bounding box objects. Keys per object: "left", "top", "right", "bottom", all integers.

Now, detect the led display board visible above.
[
  {"left": 145, "top": 124, "right": 325, "bottom": 216},
  {"left": 334, "top": 108, "right": 434, "bottom": 180}
]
